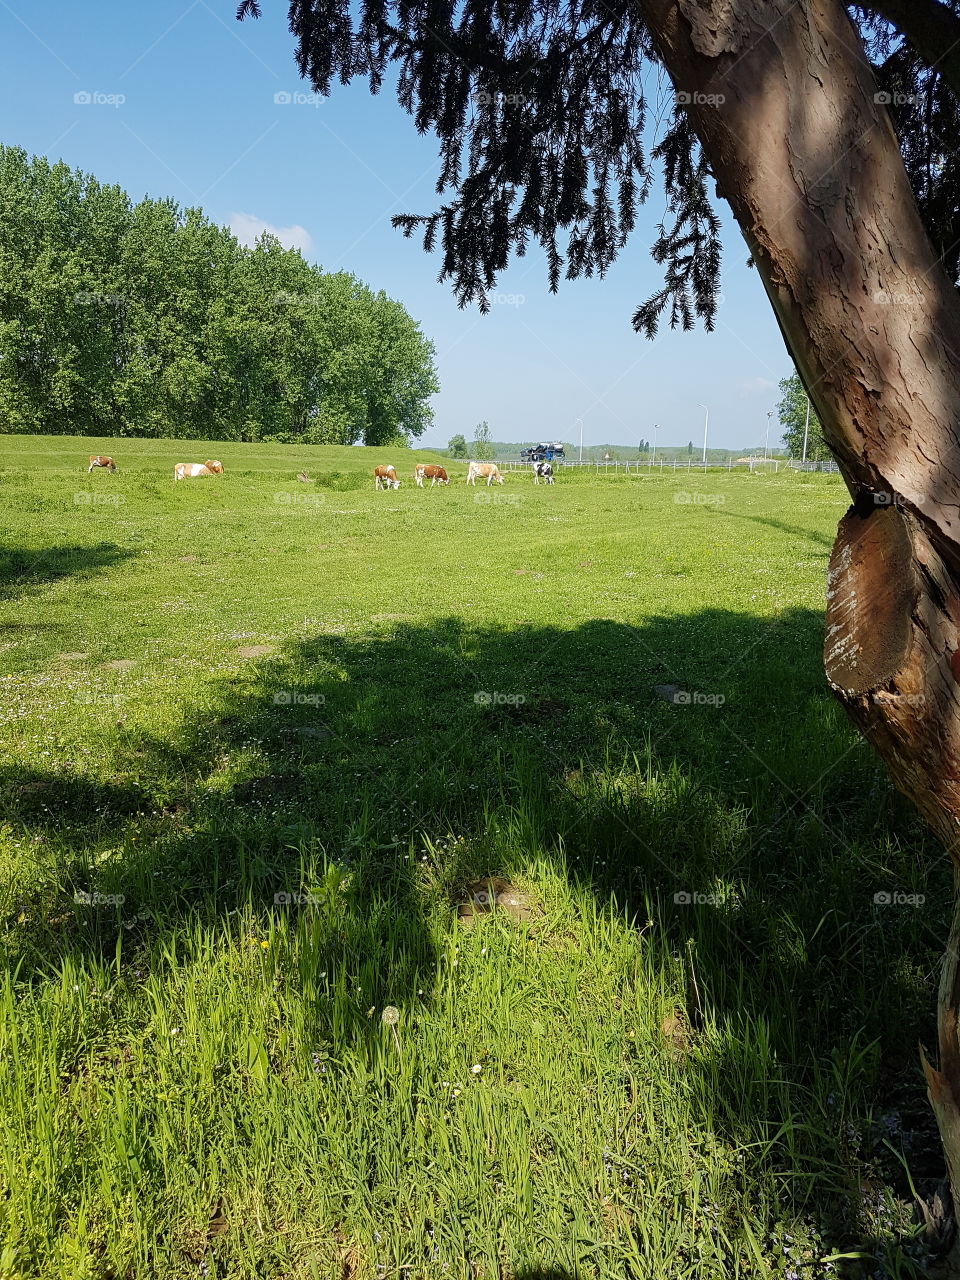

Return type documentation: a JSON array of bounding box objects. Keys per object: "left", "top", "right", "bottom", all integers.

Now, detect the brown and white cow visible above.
[
  {"left": 88, "top": 455, "right": 117, "bottom": 474},
  {"left": 466, "top": 461, "right": 504, "bottom": 486},
  {"left": 374, "top": 465, "right": 401, "bottom": 490},
  {"left": 415, "top": 464, "right": 449, "bottom": 487},
  {"left": 174, "top": 460, "right": 224, "bottom": 481}
]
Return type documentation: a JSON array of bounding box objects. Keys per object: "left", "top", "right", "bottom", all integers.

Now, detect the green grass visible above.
[{"left": 0, "top": 434, "right": 946, "bottom": 1279}]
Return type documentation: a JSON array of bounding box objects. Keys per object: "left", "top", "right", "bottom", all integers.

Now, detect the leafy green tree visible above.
[
  {"left": 777, "top": 372, "right": 828, "bottom": 462},
  {"left": 472, "top": 421, "right": 493, "bottom": 460},
  {"left": 448, "top": 433, "right": 467, "bottom": 457},
  {"left": 0, "top": 145, "right": 439, "bottom": 444}
]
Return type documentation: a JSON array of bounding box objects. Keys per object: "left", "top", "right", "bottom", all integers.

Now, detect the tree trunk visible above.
[{"left": 639, "top": 0, "right": 960, "bottom": 1256}]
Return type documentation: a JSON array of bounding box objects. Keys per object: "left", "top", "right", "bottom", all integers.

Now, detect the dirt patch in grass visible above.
[{"left": 456, "top": 877, "right": 540, "bottom": 925}]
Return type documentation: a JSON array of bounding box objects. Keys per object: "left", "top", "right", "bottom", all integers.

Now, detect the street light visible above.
[
  {"left": 651, "top": 423, "right": 659, "bottom": 467},
  {"left": 698, "top": 403, "right": 709, "bottom": 466},
  {"left": 764, "top": 409, "right": 773, "bottom": 461},
  {"left": 801, "top": 394, "right": 811, "bottom": 463},
  {"left": 577, "top": 417, "right": 583, "bottom": 462}
]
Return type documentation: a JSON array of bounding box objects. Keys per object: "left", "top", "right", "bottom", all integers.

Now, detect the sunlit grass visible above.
[{"left": 0, "top": 435, "right": 944, "bottom": 1278}]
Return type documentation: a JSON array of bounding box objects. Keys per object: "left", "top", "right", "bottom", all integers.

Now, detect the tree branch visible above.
[{"left": 858, "top": 0, "right": 960, "bottom": 98}]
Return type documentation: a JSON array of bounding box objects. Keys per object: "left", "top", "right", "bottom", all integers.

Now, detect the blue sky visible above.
[{"left": 1, "top": 0, "right": 793, "bottom": 450}]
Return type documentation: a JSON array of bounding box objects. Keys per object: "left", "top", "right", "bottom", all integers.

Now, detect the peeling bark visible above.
[
  {"left": 638, "top": 0, "right": 960, "bottom": 1252},
  {"left": 825, "top": 504, "right": 960, "bottom": 848}
]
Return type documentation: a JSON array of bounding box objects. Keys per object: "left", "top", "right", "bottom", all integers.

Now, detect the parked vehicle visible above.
[{"left": 520, "top": 442, "right": 566, "bottom": 462}]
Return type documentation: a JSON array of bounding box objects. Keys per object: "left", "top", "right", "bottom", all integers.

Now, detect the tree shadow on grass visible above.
[
  {"left": 0, "top": 606, "right": 948, "bottom": 1271},
  {"left": 718, "top": 510, "right": 836, "bottom": 550},
  {"left": 0, "top": 542, "right": 135, "bottom": 600}
]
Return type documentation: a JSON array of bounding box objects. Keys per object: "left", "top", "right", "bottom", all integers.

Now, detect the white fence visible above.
[{"left": 492, "top": 458, "right": 840, "bottom": 474}]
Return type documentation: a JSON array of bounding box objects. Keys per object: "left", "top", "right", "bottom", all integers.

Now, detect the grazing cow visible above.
[
  {"left": 466, "top": 461, "right": 504, "bottom": 486},
  {"left": 374, "top": 465, "right": 401, "bottom": 490},
  {"left": 533, "top": 461, "right": 555, "bottom": 484},
  {"left": 174, "top": 460, "right": 224, "bottom": 481},
  {"left": 88, "top": 455, "right": 117, "bottom": 474},
  {"left": 415, "top": 464, "right": 449, "bottom": 487}
]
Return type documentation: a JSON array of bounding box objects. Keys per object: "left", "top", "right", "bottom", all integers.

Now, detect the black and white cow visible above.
[{"left": 533, "top": 461, "right": 555, "bottom": 484}]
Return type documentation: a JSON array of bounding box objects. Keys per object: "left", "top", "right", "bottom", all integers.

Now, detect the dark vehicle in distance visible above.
[{"left": 520, "top": 442, "right": 566, "bottom": 462}]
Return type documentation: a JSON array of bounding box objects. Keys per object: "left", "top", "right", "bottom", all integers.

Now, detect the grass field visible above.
[{"left": 0, "top": 434, "right": 947, "bottom": 1279}]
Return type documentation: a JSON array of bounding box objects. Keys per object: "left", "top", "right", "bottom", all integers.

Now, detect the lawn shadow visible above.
[
  {"left": 0, "top": 542, "right": 135, "bottom": 600},
  {"left": 719, "top": 510, "right": 836, "bottom": 550},
  {"left": 0, "top": 606, "right": 948, "bottom": 1267}
]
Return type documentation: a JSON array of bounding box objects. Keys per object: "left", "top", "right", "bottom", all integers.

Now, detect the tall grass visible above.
[{"left": 0, "top": 439, "right": 943, "bottom": 1278}]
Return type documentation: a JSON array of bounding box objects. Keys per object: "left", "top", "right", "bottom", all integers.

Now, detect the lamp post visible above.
[
  {"left": 764, "top": 409, "right": 772, "bottom": 461},
  {"left": 801, "top": 394, "right": 811, "bottom": 463},
  {"left": 577, "top": 418, "right": 583, "bottom": 463},
  {"left": 698, "top": 403, "right": 709, "bottom": 466},
  {"left": 651, "top": 423, "right": 659, "bottom": 467}
]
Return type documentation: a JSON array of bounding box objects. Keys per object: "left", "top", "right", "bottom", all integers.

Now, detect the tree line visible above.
[
  {"left": 446, "top": 433, "right": 783, "bottom": 462},
  {"left": 0, "top": 146, "right": 438, "bottom": 443}
]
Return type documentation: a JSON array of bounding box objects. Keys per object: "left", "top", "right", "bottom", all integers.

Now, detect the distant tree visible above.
[
  {"left": 472, "top": 421, "right": 493, "bottom": 460},
  {"left": 448, "top": 433, "right": 467, "bottom": 457},
  {"left": 686, "top": 441, "right": 693, "bottom": 457},
  {"left": 0, "top": 145, "right": 439, "bottom": 444},
  {"left": 379, "top": 427, "right": 411, "bottom": 448},
  {"left": 777, "top": 372, "right": 828, "bottom": 461}
]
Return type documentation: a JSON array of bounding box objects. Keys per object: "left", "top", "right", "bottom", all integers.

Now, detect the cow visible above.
[
  {"left": 415, "top": 464, "right": 449, "bottom": 487},
  {"left": 174, "top": 460, "right": 224, "bottom": 481},
  {"left": 374, "top": 465, "right": 401, "bottom": 490},
  {"left": 466, "top": 461, "right": 504, "bottom": 486},
  {"left": 533, "top": 461, "right": 555, "bottom": 484},
  {"left": 87, "top": 455, "right": 117, "bottom": 474}
]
